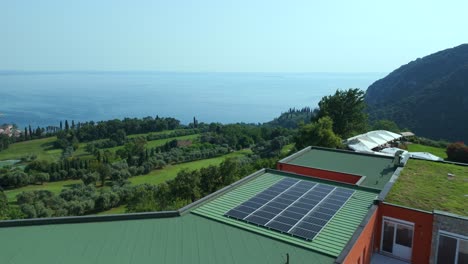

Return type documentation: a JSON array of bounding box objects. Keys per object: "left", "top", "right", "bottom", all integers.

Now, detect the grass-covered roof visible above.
[{"left": 385, "top": 159, "right": 468, "bottom": 216}]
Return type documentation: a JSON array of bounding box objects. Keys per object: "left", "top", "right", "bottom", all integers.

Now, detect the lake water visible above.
[{"left": 0, "top": 72, "right": 385, "bottom": 128}]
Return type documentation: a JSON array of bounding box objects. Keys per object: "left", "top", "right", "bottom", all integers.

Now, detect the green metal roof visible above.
[
  {"left": 0, "top": 213, "right": 333, "bottom": 264},
  {"left": 0, "top": 165, "right": 379, "bottom": 264},
  {"left": 282, "top": 148, "right": 397, "bottom": 190},
  {"left": 192, "top": 170, "right": 378, "bottom": 257}
]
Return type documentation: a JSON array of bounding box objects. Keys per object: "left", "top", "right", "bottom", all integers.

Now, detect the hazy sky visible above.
[{"left": 1, "top": 0, "right": 467, "bottom": 72}]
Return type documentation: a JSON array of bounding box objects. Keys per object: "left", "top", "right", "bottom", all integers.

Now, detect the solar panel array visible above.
[{"left": 225, "top": 178, "right": 355, "bottom": 241}]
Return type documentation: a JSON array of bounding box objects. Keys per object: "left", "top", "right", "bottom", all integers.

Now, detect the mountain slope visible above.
[{"left": 365, "top": 44, "right": 468, "bottom": 142}]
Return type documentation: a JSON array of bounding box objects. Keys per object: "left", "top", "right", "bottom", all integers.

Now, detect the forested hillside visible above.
[{"left": 365, "top": 44, "right": 468, "bottom": 142}]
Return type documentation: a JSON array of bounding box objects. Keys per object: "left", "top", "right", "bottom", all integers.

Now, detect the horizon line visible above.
[{"left": 0, "top": 70, "right": 388, "bottom": 75}]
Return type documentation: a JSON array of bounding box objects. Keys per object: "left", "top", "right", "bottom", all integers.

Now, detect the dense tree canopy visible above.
[
  {"left": 372, "top": 119, "right": 400, "bottom": 133},
  {"left": 295, "top": 116, "right": 342, "bottom": 149},
  {"left": 314, "top": 88, "right": 368, "bottom": 138}
]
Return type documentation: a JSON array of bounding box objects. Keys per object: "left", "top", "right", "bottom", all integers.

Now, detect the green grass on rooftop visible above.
[
  {"left": 386, "top": 159, "right": 468, "bottom": 216},
  {"left": 406, "top": 143, "right": 447, "bottom": 159}
]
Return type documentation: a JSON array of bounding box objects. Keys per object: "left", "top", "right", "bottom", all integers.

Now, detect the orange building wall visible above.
[
  {"left": 277, "top": 163, "right": 361, "bottom": 184},
  {"left": 343, "top": 208, "right": 379, "bottom": 264},
  {"left": 375, "top": 203, "right": 434, "bottom": 264}
]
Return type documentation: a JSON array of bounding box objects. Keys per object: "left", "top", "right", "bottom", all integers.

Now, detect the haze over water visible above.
[{"left": 0, "top": 72, "right": 384, "bottom": 128}]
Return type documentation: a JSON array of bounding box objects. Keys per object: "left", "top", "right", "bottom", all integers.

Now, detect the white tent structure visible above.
[
  {"left": 346, "top": 130, "right": 402, "bottom": 153},
  {"left": 346, "top": 131, "right": 444, "bottom": 161},
  {"left": 380, "top": 147, "right": 409, "bottom": 156},
  {"left": 410, "top": 152, "right": 443, "bottom": 161}
]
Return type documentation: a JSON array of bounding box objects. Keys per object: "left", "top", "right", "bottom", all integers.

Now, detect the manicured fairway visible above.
[
  {"left": 0, "top": 137, "right": 59, "bottom": 162},
  {"left": 128, "top": 150, "right": 251, "bottom": 185},
  {"left": 3, "top": 149, "right": 251, "bottom": 204},
  {"left": 4, "top": 179, "right": 83, "bottom": 203}
]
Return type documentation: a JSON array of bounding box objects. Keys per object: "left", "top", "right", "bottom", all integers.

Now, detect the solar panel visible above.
[
  {"left": 224, "top": 179, "right": 355, "bottom": 241},
  {"left": 224, "top": 178, "right": 298, "bottom": 220}
]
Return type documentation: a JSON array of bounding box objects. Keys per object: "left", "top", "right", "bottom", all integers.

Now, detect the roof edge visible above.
[
  {"left": 278, "top": 146, "right": 311, "bottom": 164},
  {"left": 433, "top": 210, "right": 468, "bottom": 220},
  {"left": 0, "top": 210, "right": 179, "bottom": 228},
  {"left": 279, "top": 146, "right": 394, "bottom": 167},
  {"left": 381, "top": 201, "right": 433, "bottom": 215},
  {"left": 265, "top": 168, "right": 380, "bottom": 193},
  {"left": 377, "top": 167, "right": 404, "bottom": 201},
  {"left": 309, "top": 146, "right": 394, "bottom": 160},
  {"left": 334, "top": 204, "right": 379, "bottom": 264},
  {"left": 178, "top": 168, "right": 266, "bottom": 215}
]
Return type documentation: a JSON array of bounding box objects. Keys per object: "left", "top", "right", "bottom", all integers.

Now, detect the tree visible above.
[
  {"left": 96, "top": 163, "right": 111, "bottom": 186},
  {"left": 169, "top": 169, "right": 201, "bottom": 202},
  {"left": 81, "top": 172, "right": 99, "bottom": 186},
  {"left": 0, "top": 191, "right": 8, "bottom": 220},
  {"left": 314, "top": 88, "right": 368, "bottom": 138},
  {"left": 372, "top": 119, "right": 400, "bottom": 133},
  {"left": 295, "top": 116, "right": 342, "bottom": 149},
  {"left": 65, "top": 120, "right": 69, "bottom": 131},
  {"left": 34, "top": 173, "right": 50, "bottom": 185}
]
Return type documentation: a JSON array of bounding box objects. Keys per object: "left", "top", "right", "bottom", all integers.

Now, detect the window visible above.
[{"left": 437, "top": 232, "right": 468, "bottom": 264}]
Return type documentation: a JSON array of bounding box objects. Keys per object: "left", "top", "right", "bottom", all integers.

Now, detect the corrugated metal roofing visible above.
[
  {"left": 282, "top": 148, "right": 397, "bottom": 190},
  {"left": 192, "top": 171, "right": 378, "bottom": 257},
  {"left": 0, "top": 213, "right": 334, "bottom": 264}
]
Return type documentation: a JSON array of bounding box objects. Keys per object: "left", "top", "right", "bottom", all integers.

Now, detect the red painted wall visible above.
[
  {"left": 277, "top": 163, "right": 362, "bottom": 184},
  {"left": 343, "top": 208, "right": 379, "bottom": 264},
  {"left": 375, "top": 203, "right": 434, "bottom": 264}
]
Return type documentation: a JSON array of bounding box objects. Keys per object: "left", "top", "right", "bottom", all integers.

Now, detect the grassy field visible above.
[
  {"left": 4, "top": 179, "right": 83, "bottom": 203},
  {"left": 0, "top": 131, "right": 199, "bottom": 163},
  {"left": 386, "top": 159, "right": 468, "bottom": 216},
  {"left": 0, "top": 137, "right": 60, "bottom": 162},
  {"left": 406, "top": 143, "right": 447, "bottom": 159},
  {"left": 128, "top": 149, "right": 251, "bottom": 185},
  {"left": 103, "top": 134, "right": 200, "bottom": 153},
  {"left": 127, "top": 129, "right": 186, "bottom": 139},
  {"left": 3, "top": 149, "right": 251, "bottom": 204}
]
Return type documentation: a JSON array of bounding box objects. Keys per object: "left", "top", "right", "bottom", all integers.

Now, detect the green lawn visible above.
[
  {"left": 4, "top": 179, "right": 83, "bottom": 203},
  {"left": 406, "top": 143, "right": 447, "bottom": 159},
  {"left": 0, "top": 137, "right": 60, "bottom": 162},
  {"left": 0, "top": 131, "right": 198, "bottom": 163},
  {"left": 3, "top": 149, "right": 251, "bottom": 205},
  {"left": 127, "top": 129, "right": 186, "bottom": 139},
  {"left": 105, "top": 134, "right": 199, "bottom": 153},
  {"left": 128, "top": 149, "right": 251, "bottom": 185},
  {"left": 386, "top": 159, "right": 468, "bottom": 216}
]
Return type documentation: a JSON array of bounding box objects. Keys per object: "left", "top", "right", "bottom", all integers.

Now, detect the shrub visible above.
[{"left": 446, "top": 142, "right": 468, "bottom": 163}]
